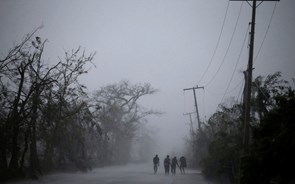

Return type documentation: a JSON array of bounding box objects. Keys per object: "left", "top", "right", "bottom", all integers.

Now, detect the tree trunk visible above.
[
  {"left": 29, "top": 91, "right": 41, "bottom": 179},
  {"left": 0, "top": 126, "right": 8, "bottom": 180},
  {"left": 9, "top": 117, "right": 20, "bottom": 175},
  {"left": 20, "top": 128, "right": 29, "bottom": 171}
]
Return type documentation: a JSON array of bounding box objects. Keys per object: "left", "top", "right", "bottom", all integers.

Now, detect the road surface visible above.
[{"left": 9, "top": 163, "right": 214, "bottom": 184}]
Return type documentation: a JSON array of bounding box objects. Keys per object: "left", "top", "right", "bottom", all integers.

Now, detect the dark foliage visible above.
[
  {"left": 200, "top": 104, "right": 243, "bottom": 183},
  {"left": 241, "top": 89, "right": 295, "bottom": 184},
  {"left": 189, "top": 72, "right": 293, "bottom": 184}
]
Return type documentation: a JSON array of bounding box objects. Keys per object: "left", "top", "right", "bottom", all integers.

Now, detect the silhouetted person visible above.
[
  {"left": 171, "top": 156, "right": 179, "bottom": 175},
  {"left": 179, "top": 156, "right": 187, "bottom": 174},
  {"left": 164, "top": 155, "right": 171, "bottom": 175},
  {"left": 153, "top": 154, "right": 159, "bottom": 174}
]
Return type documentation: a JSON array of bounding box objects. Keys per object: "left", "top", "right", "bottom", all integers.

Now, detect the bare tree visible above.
[
  {"left": 0, "top": 28, "right": 98, "bottom": 180},
  {"left": 92, "top": 81, "right": 159, "bottom": 164},
  {"left": 0, "top": 26, "right": 58, "bottom": 179},
  {"left": 39, "top": 47, "right": 96, "bottom": 172}
]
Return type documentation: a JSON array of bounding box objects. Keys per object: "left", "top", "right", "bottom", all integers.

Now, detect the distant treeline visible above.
[
  {"left": 0, "top": 28, "right": 158, "bottom": 181},
  {"left": 186, "top": 72, "right": 295, "bottom": 184}
]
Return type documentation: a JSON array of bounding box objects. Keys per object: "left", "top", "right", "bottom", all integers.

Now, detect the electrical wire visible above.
[
  {"left": 221, "top": 24, "right": 250, "bottom": 102},
  {"left": 253, "top": 80, "right": 271, "bottom": 103},
  {"left": 202, "top": 89, "right": 206, "bottom": 122},
  {"left": 206, "top": 79, "right": 243, "bottom": 96},
  {"left": 183, "top": 90, "right": 186, "bottom": 114},
  {"left": 197, "top": 1, "right": 230, "bottom": 85},
  {"left": 237, "top": 78, "right": 245, "bottom": 104},
  {"left": 254, "top": 2, "right": 278, "bottom": 63},
  {"left": 214, "top": 79, "right": 244, "bottom": 115},
  {"left": 205, "top": 2, "right": 244, "bottom": 87}
]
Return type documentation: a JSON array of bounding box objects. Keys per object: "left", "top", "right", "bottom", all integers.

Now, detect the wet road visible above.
[{"left": 9, "top": 163, "right": 213, "bottom": 184}]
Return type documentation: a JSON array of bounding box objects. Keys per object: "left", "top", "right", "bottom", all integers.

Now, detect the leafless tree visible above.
[{"left": 92, "top": 81, "right": 159, "bottom": 164}]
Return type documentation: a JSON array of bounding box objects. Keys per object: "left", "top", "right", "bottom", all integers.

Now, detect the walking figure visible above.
[
  {"left": 171, "top": 156, "right": 179, "bottom": 175},
  {"left": 163, "top": 155, "right": 171, "bottom": 175},
  {"left": 153, "top": 154, "right": 159, "bottom": 174},
  {"left": 179, "top": 156, "right": 187, "bottom": 174}
]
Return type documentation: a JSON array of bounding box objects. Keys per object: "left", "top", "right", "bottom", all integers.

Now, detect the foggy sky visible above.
[{"left": 1, "top": 0, "right": 295, "bottom": 156}]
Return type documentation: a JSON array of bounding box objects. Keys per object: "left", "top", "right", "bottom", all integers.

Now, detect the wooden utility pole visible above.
[
  {"left": 244, "top": 0, "right": 256, "bottom": 149},
  {"left": 230, "top": 0, "right": 279, "bottom": 183},
  {"left": 231, "top": 0, "right": 279, "bottom": 152},
  {"left": 183, "top": 86, "right": 204, "bottom": 130}
]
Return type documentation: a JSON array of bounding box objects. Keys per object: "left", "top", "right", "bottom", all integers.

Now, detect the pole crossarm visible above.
[
  {"left": 230, "top": 0, "right": 279, "bottom": 1},
  {"left": 230, "top": 0, "right": 279, "bottom": 7},
  {"left": 183, "top": 86, "right": 204, "bottom": 91}
]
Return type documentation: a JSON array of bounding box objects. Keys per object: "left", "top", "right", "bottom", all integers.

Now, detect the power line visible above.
[
  {"left": 254, "top": 2, "right": 278, "bottom": 63},
  {"left": 237, "top": 78, "right": 245, "bottom": 103},
  {"left": 183, "top": 90, "right": 187, "bottom": 114},
  {"left": 205, "top": 79, "right": 243, "bottom": 95},
  {"left": 205, "top": 2, "right": 244, "bottom": 87},
  {"left": 202, "top": 89, "right": 206, "bottom": 122},
  {"left": 220, "top": 78, "right": 243, "bottom": 103},
  {"left": 197, "top": 1, "right": 231, "bottom": 84},
  {"left": 210, "top": 78, "right": 243, "bottom": 124},
  {"left": 253, "top": 80, "right": 271, "bottom": 103},
  {"left": 221, "top": 24, "right": 250, "bottom": 102}
]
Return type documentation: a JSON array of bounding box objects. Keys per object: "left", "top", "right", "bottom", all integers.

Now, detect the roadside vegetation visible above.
[
  {"left": 186, "top": 72, "right": 295, "bottom": 184},
  {"left": 0, "top": 28, "right": 159, "bottom": 181}
]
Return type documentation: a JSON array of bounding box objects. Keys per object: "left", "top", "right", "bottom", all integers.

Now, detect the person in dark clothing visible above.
[
  {"left": 163, "top": 155, "right": 171, "bottom": 175},
  {"left": 179, "top": 156, "right": 187, "bottom": 174},
  {"left": 171, "top": 156, "right": 179, "bottom": 175},
  {"left": 153, "top": 154, "right": 160, "bottom": 174}
]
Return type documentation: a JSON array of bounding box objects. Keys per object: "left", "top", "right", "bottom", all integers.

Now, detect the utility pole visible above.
[
  {"left": 231, "top": 0, "right": 280, "bottom": 153},
  {"left": 183, "top": 86, "right": 204, "bottom": 130},
  {"left": 183, "top": 112, "right": 196, "bottom": 134},
  {"left": 230, "top": 0, "right": 279, "bottom": 183}
]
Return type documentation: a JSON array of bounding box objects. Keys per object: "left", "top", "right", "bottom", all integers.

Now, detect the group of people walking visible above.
[{"left": 153, "top": 154, "right": 186, "bottom": 175}]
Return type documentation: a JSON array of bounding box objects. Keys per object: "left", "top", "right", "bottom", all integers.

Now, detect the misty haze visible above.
[{"left": 1, "top": 0, "right": 295, "bottom": 184}]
